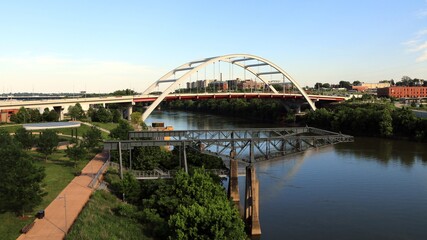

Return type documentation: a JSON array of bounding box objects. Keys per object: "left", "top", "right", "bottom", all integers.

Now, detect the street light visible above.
[{"left": 57, "top": 194, "right": 67, "bottom": 235}]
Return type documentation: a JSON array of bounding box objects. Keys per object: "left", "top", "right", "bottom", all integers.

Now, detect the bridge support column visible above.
[
  {"left": 228, "top": 153, "right": 239, "bottom": 205},
  {"left": 124, "top": 104, "right": 133, "bottom": 120},
  {"left": 244, "top": 166, "right": 261, "bottom": 236},
  {"left": 53, "top": 106, "right": 64, "bottom": 121}
]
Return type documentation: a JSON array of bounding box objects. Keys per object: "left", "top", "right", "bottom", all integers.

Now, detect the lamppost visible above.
[{"left": 57, "top": 194, "right": 67, "bottom": 235}]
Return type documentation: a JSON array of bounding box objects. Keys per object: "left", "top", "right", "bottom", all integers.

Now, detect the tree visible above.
[
  {"left": 314, "top": 82, "right": 323, "bottom": 89},
  {"left": 10, "top": 107, "right": 30, "bottom": 123},
  {"left": 379, "top": 108, "right": 393, "bottom": 137},
  {"left": 352, "top": 80, "right": 361, "bottom": 86},
  {"left": 83, "top": 126, "right": 103, "bottom": 152},
  {"left": 0, "top": 128, "right": 13, "bottom": 145},
  {"left": 37, "top": 130, "right": 59, "bottom": 160},
  {"left": 141, "top": 169, "right": 246, "bottom": 239},
  {"left": 120, "top": 172, "right": 140, "bottom": 204},
  {"left": 28, "top": 108, "right": 42, "bottom": 122},
  {"left": 111, "top": 89, "right": 138, "bottom": 96},
  {"left": 322, "top": 83, "right": 331, "bottom": 88},
  {"left": 339, "top": 81, "right": 352, "bottom": 89},
  {"left": 42, "top": 108, "right": 59, "bottom": 122},
  {"left": 109, "top": 119, "right": 134, "bottom": 140},
  {"left": 130, "top": 112, "right": 142, "bottom": 126},
  {"left": 96, "top": 106, "right": 112, "bottom": 123},
  {"left": 66, "top": 143, "right": 86, "bottom": 167},
  {"left": 14, "top": 127, "right": 34, "bottom": 150},
  {"left": 111, "top": 109, "right": 122, "bottom": 123},
  {"left": 0, "top": 139, "right": 46, "bottom": 216},
  {"left": 68, "top": 103, "right": 85, "bottom": 120}
]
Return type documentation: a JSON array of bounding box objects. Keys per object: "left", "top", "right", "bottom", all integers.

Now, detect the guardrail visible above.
[{"left": 88, "top": 151, "right": 111, "bottom": 188}]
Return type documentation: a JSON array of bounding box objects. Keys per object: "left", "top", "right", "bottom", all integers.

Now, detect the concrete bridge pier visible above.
[
  {"left": 228, "top": 151, "right": 240, "bottom": 206},
  {"left": 123, "top": 104, "right": 133, "bottom": 120},
  {"left": 53, "top": 106, "right": 64, "bottom": 120},
  {"left": 244, "top": 165, "right": 261, "bottom": 236}
]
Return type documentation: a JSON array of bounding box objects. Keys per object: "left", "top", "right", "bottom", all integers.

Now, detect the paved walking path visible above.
[
  {"left": 80, "top": 121, "right": 111, "bottom": 134},
  {"left": 17, "top": 151, "right": 109, "bottom": 240}
]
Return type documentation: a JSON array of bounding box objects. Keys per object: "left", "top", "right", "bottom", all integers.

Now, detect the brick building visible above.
[
  {"left": 377, "top": 86, "right": 427, "bottom": 98},
  {"left": 0, "top": 109, "right": 19, "bottom": 123}
]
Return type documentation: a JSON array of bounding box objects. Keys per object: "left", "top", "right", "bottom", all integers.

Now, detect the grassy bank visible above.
[
  {"left": 66, "top": 190, "right": 152, "bottom": 240},
  {"left": 0, "top": 150, "right": 91, "bottom": 240}
]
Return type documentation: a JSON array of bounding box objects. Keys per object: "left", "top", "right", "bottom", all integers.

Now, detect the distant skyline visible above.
[{"left": 1, "top": 0, "right": 427, "bottom": 93}]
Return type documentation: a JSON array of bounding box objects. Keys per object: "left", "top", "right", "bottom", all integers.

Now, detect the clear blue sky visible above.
[{"left": 1, "top": 0, "right": 427, "bottom": 93}]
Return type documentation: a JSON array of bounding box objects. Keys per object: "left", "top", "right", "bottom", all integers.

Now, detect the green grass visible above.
[
  {"left": 66, "top": 190, "right": 152, "bottom": 240},
  {"left": 0, "top": 149, "right": 93, "bottom": 240},
  {"left": 91, "top": 122, "right": 118, "bottom": 131},
  {"left": 0, "top": 124, "right": 23, "bottom": 133}
]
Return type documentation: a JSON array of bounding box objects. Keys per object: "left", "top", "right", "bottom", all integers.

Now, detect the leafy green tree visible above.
[
  {"left": 141, "top": 169, "right": 246, "bottom": 239},
  {"left": 0, "top": 140, "right": 46, "bottom": 216},
  {"left": 314, "top": 82, "right": 323, "bottom": 89},
  {"left": 82, "top": 126, "right": 103, "bottom": 152},
  {"left": 42, "top": 108, "right": 59, "bottom": 122},
  {"left": 10, "top": 107, "right": 30, "bottom": 123},
  {"left": 130, "top": 111, "right": 142, "bottom": 126},
  {"left": 120, "top": 172, "right": 141, "bottom": 204},
  {"left": 111, "top": 89, "right": 138, "bottom": 96},
  {"left": 37, "top": 130, "right": 59, "bottom": 160},
  {"left": 28, "top": 108, "right": 42, "bottom": 122},
  {"left": 87, "top": 107, "right": 96, "bottom": 121},
  {"left": 132, "top": 146, "right": 172, "bottom": 170},
  {"left": 111, "top": 109, "right": 122, "bottom": 123},
  {"left": 0, "top": 128, "right": 13, "bottom": 145},
  {"left": 339, "top": 81, "right": 352, "bottom": 89},
  {"left": 66, "top": 143, "right": 86, "bottom": 167},
  {"left": 14, "top": 127, "right": 34, "bottom": 150},
  {"left": 322, "top": 83, "right": 331, "bottom": 88},
  {"left": 379, "top": 108, "right": 393, "bottom": 137},
  {"left": 109, "top": 119, "right": 133, "bottom": 140},
  {"left": 353, "top": 80, "right": 361, "bottom": 86},
  {"left": 68, "top": 103, "right": 85, "bottom": 120},
  {"left": 96, "top": 106, "right": 112, "bottom": 123}
]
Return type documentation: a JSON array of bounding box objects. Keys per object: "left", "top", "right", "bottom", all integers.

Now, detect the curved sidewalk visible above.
[{"left": 17, "top": 151, "right": 109, "bottom": 240}]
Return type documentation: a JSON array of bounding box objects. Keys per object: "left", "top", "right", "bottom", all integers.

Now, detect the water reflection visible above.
[
  {"left": 147, "top": 110, "right": 427, "bottom": 240},
  {"left": 334, "top": 138, "right": 427, "bottom": 166}
]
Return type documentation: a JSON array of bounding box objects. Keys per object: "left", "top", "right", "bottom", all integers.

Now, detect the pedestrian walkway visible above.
[{"left": 17, "top": 151, "right": 109, "bottom": 240}]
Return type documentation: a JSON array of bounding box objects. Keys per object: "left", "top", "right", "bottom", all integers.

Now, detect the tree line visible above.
[
  {"left": 164, "top": 98, "right": 294, "bottom": 123},
  {"left": 10, "top": 107, "right": 60, "bottom": 123},
  {"left": 303, "top": 103, "right": 427, "bottom": 141}
]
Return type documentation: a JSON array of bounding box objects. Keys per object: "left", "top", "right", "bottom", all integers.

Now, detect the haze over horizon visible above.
[{"left": 1, "top": 0, "right": 427, "bottom": 93}]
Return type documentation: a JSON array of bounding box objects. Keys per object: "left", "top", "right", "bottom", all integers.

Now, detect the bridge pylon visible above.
[
  {"left": 244, "top": 165, "right": 261, "bottom": 236},
  {"left": 228, "top": 151, "right": 240, "bottom": 206}
]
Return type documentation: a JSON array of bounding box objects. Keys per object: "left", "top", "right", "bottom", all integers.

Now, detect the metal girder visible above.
[
  {"left": 174, "top": 67, "right": 194, "bottom": 73},
  {"left": 158, "top": 79, "right": 178, "bottom": 83},
  {"left": 128, "top": 127, "right": 310, "bottom": 140},
  {"left": 244, "top": 63, "right": 269, "bottom": 68},
  {"left": 106, "top": 127, "right": 354, "bottom": 163},
  {"left": 257, "top": 71, "right": 281, "bottom": 76},
  {"left": 189, "top": 57, "right": 215, "bottom": 66},
  {"left": 231, "top": 57, "right": 255, "bottom": 63}
]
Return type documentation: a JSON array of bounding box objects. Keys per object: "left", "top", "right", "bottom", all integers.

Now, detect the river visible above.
[{"left": 146, "top": 110, "right": 427, "bottom": 240}]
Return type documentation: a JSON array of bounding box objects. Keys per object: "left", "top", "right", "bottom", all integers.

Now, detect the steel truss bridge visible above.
[{"left": 103, "top": 127, "right": 354, "bottom": 178}]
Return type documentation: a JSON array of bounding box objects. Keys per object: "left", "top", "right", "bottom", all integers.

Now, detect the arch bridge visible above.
[{"left": 141, "top": 54, "right": 317, "bottom": 121}]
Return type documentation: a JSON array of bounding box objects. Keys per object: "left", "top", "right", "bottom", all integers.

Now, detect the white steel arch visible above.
[{"left": 141, "top": 54, "right": 316, "bottom": 121}]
